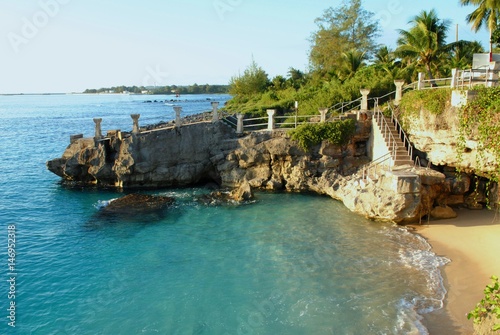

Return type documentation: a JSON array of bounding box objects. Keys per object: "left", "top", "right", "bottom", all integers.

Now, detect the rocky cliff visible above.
[
  {"left": 47, "top": 119, "right": 430, "bottom": 222},
  {"left": 400, "top": 102, "right": 499, "bottom": 207}
]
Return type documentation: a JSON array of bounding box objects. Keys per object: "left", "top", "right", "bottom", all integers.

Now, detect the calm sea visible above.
[{"left": 0, "top": 94, "right": 449, "bottom": 334}]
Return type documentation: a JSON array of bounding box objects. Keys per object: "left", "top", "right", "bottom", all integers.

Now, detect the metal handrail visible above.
[
  {"left": 387, "top": 102, "right": 413, "bottom": 160},
  {"left": 360, "top": 152, "right": 391, "bottom": 180}
]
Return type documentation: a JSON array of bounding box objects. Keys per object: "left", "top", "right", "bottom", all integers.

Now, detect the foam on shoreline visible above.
[{"left": 411, "top": 208, "right": 500, "bottom": 334}]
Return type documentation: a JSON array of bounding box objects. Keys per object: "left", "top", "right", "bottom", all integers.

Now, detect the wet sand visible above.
[{"left": 411, "top": 208, "right": 500, "bottom": 334}]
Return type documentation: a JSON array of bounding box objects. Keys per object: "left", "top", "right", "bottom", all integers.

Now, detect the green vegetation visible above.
[
  {"left": 83, "top": 84, "right": 229, "bottom": 95},
  {"left": 458, "top": 86, "right": 500, "bottom": 186},
  {"left": 399, "top": 89, "right": 452, "bottom": 116},
  {"left": 468, "top": 275, "right": 500, "bottom": 333},
  {"left": 224, "top": 0, "right": 488, "bottom": 117},
  {"left": 289, "top": 119, "right": 356, "bottom": 150},
  {"left": 461, "top": 0, "right": 500, "bottom": 54},
  {"left": 309, "top": 0, "right": 380, "bottom": 72}
]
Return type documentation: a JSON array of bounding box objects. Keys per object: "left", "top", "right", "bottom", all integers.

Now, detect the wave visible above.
[{"left": 381, "top": 226, "right": 450, "bottom": 334}]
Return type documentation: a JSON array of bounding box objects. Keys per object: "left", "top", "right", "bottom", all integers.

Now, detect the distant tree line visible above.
[{"left": 83, "top": 84, "right": 229, "bottom": 95}]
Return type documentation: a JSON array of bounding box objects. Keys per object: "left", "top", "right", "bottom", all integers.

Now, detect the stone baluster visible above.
[
  {"left": 450, "top": 69, "right": 458, "bottom": 89},
  {"left": 319, "top": 108, "right": 328, "bottom": 123},
  {"left": 93, "top": 118, "right": 103, "bottom": 139},
  {"left": 394, "top": 80, "right": 405, "bottom": 106},
  {"left": 211, "top": 101, "right": 220, "bottom": 123},
  {"left": 236, "top": 113, "right": 244, "bottom": 134},
  {"left": 360, "top": 89, "right": 370, "bottom": 111},
  {"left": 174, "top": 106, "right": 182, "bottom": 127},
  {"left": 267, "top": 109, "right": 276, "bottom": 131},
  {"left": 417, "top": 72, "right": 425, "bottom": 90},
  {"left": 131, "top": 114, "right": 140, "bottom": 134}
]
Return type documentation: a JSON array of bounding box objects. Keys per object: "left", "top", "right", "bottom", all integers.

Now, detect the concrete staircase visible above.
[{"left": 372, "top": 110, "right": 413, "bottom": 167}]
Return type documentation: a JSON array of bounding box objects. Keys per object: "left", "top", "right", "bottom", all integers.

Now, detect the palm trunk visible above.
[
  {"left": 426, "top": 63, "right": 438, "bottom": 87},
  {"left": 490, "top": 28, "right": 493, "bottom": 62}
]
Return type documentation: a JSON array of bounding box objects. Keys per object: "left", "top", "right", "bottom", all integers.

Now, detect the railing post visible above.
[
  {"left": 319, "top": 108, "right": 328, "bottom": 123},
  {"left": 360, "top": 89, "right": 370, "bottom": 111},
  {"left": 211, "top": 101, "right": 220, "bottom": 122},
  {"left": 394, "top": 80, "right": 405, "bottom": 105},
  {"left": 130, "top": 114, "right": 140, "bottom": 134},
  {"left": 236, "top": 113, "right": 244, "bottom": 134},
  {"left": 174, "top": 106, "right": 182, "bottom": 127},
  {"left": 93, "top": 118, "right": 103, "bottom": 139},
  {"left": 450, "top": 68, "right": 458, "bottom": 89},
  {"left": 417, "top": 72, "right": 425, "bottom": 90},
  {"left": 267, "top": 109, "right": 276, "bottom": 130}
]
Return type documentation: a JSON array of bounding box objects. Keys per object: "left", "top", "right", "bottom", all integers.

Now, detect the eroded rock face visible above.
[
  {"left": 403, "top": 104, "right": 497, "bottom": 174},
  {"left": 47, "top": 119, "right": 430, "bottom": 222}
]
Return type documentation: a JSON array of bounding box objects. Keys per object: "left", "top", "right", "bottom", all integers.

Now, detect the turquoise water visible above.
[{"left": 0, "top": 94, "right": 448, "bottom": 334}]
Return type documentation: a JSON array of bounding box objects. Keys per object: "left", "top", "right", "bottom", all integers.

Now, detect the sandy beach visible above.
[{"left": 412, "top": 208, "right": 500, "bottom": 334}]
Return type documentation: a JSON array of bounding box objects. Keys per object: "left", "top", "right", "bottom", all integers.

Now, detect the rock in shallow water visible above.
[{"left": 98, "top": 193, "right": 175, "bottom": 218}]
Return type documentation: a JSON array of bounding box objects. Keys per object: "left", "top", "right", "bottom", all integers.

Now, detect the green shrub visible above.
[
  {"left": 468, "top": 275, "right": 500, "bottom": 333},
  {"left": 289, "top": 119, "right": 356, "bottom": 150},
  {"left": 399, "top": 88, "right": 451, "bottom": 116}
]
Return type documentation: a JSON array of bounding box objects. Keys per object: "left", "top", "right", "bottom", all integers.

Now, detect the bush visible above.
[
  {"left": 468, "top": 275, "right": 500, "bottom": 333},
  {"left": 289, "top": 119, "right": 356, "bottom": 150},
  {"left": 399, "top": 88, "right": 452, "bottom": 116}
]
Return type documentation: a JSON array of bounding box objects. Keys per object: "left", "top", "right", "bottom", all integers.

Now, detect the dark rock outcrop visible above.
[{"left": 97, "top": 193, "right": 174, "bottom": 219}]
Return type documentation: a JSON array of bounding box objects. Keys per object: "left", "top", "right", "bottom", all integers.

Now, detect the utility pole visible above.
[{"left": 456, "top": 24, "right": 459, "bottom": 42}]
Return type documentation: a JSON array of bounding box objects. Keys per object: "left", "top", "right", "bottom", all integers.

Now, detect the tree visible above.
[
  {"left": 287, "top": 67, "right": 306, "bottom": 89},
  {"left": 460, "top": 0, "right": 500, "bottom": 56},
  {"left": 446, "top": 40, "right": 484, "bottom": 69},
  {"left": 396, "top": 9, "right": 451, "bottom": 84},
  {"left": 338, "top": 49, "right": 366, "bottom": 80},
  {"left": 229, "top": 59, "right": 270, "bottom": 98},
  {"left": 309, "top": 0, "right": 380, "bottom": 71}
]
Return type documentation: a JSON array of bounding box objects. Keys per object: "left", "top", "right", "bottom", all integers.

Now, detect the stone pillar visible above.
[
  {"left": 450, "top": 68, "right": 458, "bottom": 89},
  {"left": 130, "top": 114, "right": 140, "bottom": 134},
  {"left": 360, "top": 89, "right": 370, "bottom": 111},
  {"left": 267, "top": 109, "right": 276, "bottom": 131},
  {"left": 487, "top": 62, "right": 498, "bottom": 87},
  {"left": 319, "top": 108, "right": 328, "bottom": 123},
  {"left": 93, "top": 118, "right": 103, "bottom": 139},
  {"left": 417, "top": 72, "right": 425, "bottom": 90},
  {"left": 394, "top": 80, "right": 405, "bottom": 106},
  {"left": 236, "top": 113, "right": 244, "bottom": 134},
  {"left": 211, "top": 101, "right": 220, "bottom": 122},
  {"left": 173, "top": 106, "right": 182, "bottom": 127}
]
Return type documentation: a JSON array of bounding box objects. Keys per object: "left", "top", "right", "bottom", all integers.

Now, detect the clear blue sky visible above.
[{"left": 0, "top": 0, "right": 490, "bottom": 94}]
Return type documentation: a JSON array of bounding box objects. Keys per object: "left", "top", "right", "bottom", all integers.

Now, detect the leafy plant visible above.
[
  {"left": 289, "top": 119, "right": 356, "bottom": 150},
  {"left": 399, "top": 88, "right": 451, "bottom": 116},
  {"left": 457, "top": 87, "right": 500, "bottom": 205},
  {"left": 468, "top": 275, "right": 500, "bottom": 332}
]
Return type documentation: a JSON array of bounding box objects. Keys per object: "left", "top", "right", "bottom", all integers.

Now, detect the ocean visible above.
[{"left": 0, "top": 93, "right": 449, "bottom": 334}]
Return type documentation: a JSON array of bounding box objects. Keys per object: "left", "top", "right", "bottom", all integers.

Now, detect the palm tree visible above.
[
  {"left": 460, "top": 0, "right": 500, "bottom": 58},
  {"left": 338, "top": 49, "right": 366, "bottom": 80},
  {"left": 446, "top": 40, "right": 485, "bottom": 69},
  {"left": 395, "top": 9, "right": 451, "bottom": 84}
]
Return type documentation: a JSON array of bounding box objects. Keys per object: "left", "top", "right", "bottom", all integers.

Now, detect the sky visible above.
[{"left": 0, "top": 0, "right": 491, "bottom": 94}]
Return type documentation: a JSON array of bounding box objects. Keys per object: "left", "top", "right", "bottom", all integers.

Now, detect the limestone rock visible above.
[
  {"left": 230, "top": 180, "right": 254, "bottom": 202},
  {"left": 430, "top": 205, "right": 457, "bottom": 219}
]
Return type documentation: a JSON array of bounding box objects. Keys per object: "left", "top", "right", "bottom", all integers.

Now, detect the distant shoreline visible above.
[{"left": 0, "top": 92, "right": 231, "bottom": 96}]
